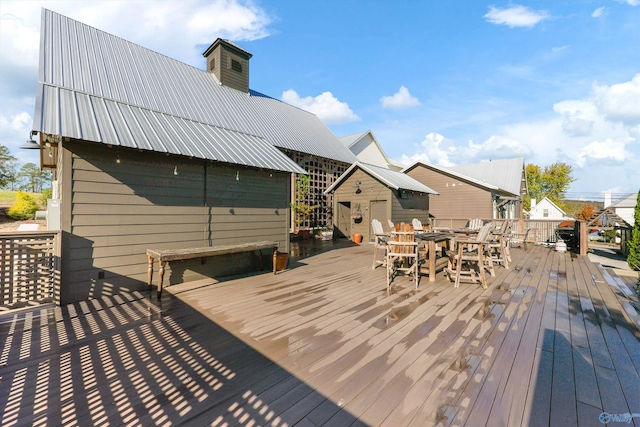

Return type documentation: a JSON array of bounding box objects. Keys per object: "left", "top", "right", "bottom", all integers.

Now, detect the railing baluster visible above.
[{"left": 0, "top": 231, "right": 59, "bottom": 310}]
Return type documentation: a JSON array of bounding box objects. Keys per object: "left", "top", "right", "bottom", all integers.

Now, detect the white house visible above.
[
  {"left": 606, "top": 193, "right": 638, "bottom": 226},
  {"left": 529, "top": 197, "right": 570, "bottom": 220},
  {"left": 339, "top": 131, "right": 404, "bottom": 171}
]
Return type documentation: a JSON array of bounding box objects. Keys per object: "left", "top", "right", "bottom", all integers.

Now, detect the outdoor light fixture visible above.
[
  {"left": 353, "top": 180, "right": 361, "bottom": 193},
  {"left": 116, "top": 155, "right": 121, "bottom": 164},
  {"left": 20, "top": 131, "right": 41, "bottom": 150},
  {"left": 173, "top": 165, "right": 178, "bottom": 176}
]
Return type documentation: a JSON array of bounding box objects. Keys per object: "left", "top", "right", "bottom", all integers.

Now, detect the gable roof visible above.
[
  {"left": 402, "top": 161, "right": 501, "bottom": 192},
  {"left": 339, "top": 130, "right": 402, "bottom": 170},
  {"left": 447, "top": 158, "right": 525, "bottom": 196},
  {"left": 533, "top": 197, "right": 566, "bottom": 215},
  {"left": 609, "top": 193, "right": 638, "bottom": 208},
  {"left": 32, "top": 9, "right": 355, "bottom": 173},
  {"left": 325, "top": 162, "right": 438, "bottom": 195}
]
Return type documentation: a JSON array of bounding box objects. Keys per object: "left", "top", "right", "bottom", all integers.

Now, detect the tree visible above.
[
  {"left": 628, "top": 191, "right": 640, "bottom": 271},
  {"left": 0, "top": 145, "right": 18, "bottom": 189},
  {"left": 576, "top": 204, "right": 597, "bottom": 222},
  {"left": 18, "top": 163, "right": 50, "bottom": 193},
  {"left": 524, "top": 162, "right": 574, "bottom": 211}
]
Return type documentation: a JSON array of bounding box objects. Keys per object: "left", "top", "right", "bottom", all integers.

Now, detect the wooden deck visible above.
[{"left": 1, "top": 241, "right": 639, "bottom": 426}]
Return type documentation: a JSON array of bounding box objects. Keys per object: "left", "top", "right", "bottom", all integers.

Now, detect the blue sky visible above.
[{"left": 1, "top": 0, "right": 639, "bottom": 200}]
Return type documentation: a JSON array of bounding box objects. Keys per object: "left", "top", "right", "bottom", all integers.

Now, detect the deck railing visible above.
[
  {"left": 431, "top": 218, "right": 565, "bottom": 244},
  {"left": 0, "top": 231, "right": 60, "bottom": 310}
]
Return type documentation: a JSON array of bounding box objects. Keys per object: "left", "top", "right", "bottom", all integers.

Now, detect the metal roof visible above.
[
  {"left": 34, "top": 84, "right": 306, "bottom": 174},
  {"left": 447, "top": 158, "right": 525, "bottom": 196},
  {"left": 325, "top": 162, "right": 438, "bottom": 195},
  {"left": 33, "top": 9, "right": 356, "bottom": 171},
  {"left": 609, "top": 193, "right": 638, "bottom": 208},
  {"left": 401, "top": 161, "right": 500, "bottom": 191}
]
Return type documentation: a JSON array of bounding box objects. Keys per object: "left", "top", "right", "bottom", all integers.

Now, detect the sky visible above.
[{"left": 1, "top": 0, "right": 639, "bottom": 201}]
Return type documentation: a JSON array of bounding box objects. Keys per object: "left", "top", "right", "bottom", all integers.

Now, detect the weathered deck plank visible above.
[{"left": 1, "top": 242, "right": 638, "bottom": 427}]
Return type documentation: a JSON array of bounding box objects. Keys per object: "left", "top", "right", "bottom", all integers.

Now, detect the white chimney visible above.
[
  {"left": 604, "top": 191, "right": 611, "bottom": 208},
  {"left": 531, "top": 198, "right": 537, "bottom": 209}
]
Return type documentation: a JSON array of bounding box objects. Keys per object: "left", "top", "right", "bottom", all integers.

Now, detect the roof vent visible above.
[{"left": 203, "top": 38, "right": 252, "bottom": 93}]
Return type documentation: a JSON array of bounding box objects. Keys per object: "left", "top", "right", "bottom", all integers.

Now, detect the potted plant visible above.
[
  {"left": 315, "top": 227, "right": 334, "bottom": 240},
  {"left": 290, "top": 175, "right": 319, "bottom": 239}
]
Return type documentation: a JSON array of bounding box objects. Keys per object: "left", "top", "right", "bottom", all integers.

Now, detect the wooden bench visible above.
[{"left": 147, "top": 241, "right": 279, "bottom": 295}]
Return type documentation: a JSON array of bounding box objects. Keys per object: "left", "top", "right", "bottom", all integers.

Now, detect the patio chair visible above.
[
  {"left": 487, "top": 220, "right": 512, "bottom": 268},
  {"left": 371, "top": 219, "right": 388, "bottom": 269},
  {"left": 386, "top": 224, "right": 419, "bottom": 289},
  {"left": 412, "top": 218, "right": 425, "bottom": 232},
  {"left": 388, "top": 219, "right": 395, "bottom": 232},
  {"left": 467, "top": 218, "right": 484, "bottom": 230},
  {"left": 445, "top": 222, "right": 494, "bottom": 289}
]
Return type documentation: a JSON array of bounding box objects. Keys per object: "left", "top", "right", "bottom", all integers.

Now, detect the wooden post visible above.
[
  {"left": 579, "top": 221, "right": 588, "bottom": 256},
  {"left": 147, "top": 255, "right": 154, "bottom": 291}
]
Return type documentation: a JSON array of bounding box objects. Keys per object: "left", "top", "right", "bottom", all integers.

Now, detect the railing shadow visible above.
[{"left": 0, "top": 290, "right": 361, "bottom": 426}]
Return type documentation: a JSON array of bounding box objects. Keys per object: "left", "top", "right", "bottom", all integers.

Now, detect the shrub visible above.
[
  {"left": 39, "top": 188, "right": 52, "bottom": 208},
  {"left": 7, "top": 191, "right": 39, "bottom": 220}
]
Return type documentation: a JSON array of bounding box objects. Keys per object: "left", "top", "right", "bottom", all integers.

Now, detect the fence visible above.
[{"left": 0, "top": 231, "right": 60, "bottom": 311}]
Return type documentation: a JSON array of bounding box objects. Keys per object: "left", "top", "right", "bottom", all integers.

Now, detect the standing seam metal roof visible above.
[
  {"left": 325, "top": 162, "right": 438, "bottom": 195},
  {"left": 33, "top": 9, "right": 356, "bottom": 172}
]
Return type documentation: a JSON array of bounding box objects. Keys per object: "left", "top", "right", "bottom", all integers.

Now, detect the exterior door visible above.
[{"left": 337, "top": 201, "right": 351, "bottom": 238}]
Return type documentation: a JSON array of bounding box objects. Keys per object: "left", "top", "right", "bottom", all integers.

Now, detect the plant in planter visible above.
[
  {"left": 315, "top": 227, "right": 334, "bottom": 240},
  {"left": 290, "top": 175, "right": 319, "bottom": 239}
]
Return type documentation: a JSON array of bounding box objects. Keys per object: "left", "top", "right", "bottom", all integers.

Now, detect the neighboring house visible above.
[
  {"left": 324, "top": 162, "right": 437, "bottom": 243},
  {"left": 339, "top": 131, "right": 404, "bottom": 171},
  {"left": 528, "top": 197, "right": 570, "bottom": 220},
  {"left": 402, "top": 158, "right": 527, "bottom": 220},
  {"left": 30, "top": 10, "right": 357, "bottom": 303},
  {"left": 607, "top": 193, "right": 638, "bottom": 226}
]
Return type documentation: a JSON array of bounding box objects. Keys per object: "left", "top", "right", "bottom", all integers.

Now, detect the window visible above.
[
  {"left": 543, "top": 209, "right": 549, "bottom": 218},
  {"left": 231, "top": 59, "right": 242, "bottom": 72}
]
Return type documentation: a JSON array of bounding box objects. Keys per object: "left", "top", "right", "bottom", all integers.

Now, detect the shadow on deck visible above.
[{"left": 1, "top": 243, "right": 639, "bottom": 426}]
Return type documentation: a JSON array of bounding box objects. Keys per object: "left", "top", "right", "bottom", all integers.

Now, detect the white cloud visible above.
[
  {"left": 401, "top": 132, "right": 458, "bottom": 167},
  {"left": 380, "top": 86, "right": 421, "bottom": 109},
  {"left": 615, "top": 0, "right": 639, "bottom": 6},
  {"left": 484, "top": 5, "right": 549, "bottom": 28},
  {"left": 592, "top": 74, "right": 640, "bottom": 125},
  {"left": 475, "top": 135, "right": 534, "bottom": 159},
  {"left": 576, "top": 138, "right": 631, "bottom": 167},
  {"left": 282, "top": 89, "right": 360, "bottom": 125},
  {"left": 592, "top": 7, "right": 606, "bottom": 18}
]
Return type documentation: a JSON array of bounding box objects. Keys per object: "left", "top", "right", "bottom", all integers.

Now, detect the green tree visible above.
[
  {"left": 524, "top": 162, "right": 574, "bottom": 211},
  {"left": 628, "top": 191, "right": 640, "bottom": 271},
  {"left": 18, "top": 162, "right": 50, "bottom": 193},
  {"left": 0, "top": 145, "right": 18, "bottom": 188}
]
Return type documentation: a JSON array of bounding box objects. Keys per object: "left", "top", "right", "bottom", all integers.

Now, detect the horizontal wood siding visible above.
[
  {"left": 60, "top": 141, "right": 289, "bottom": 303},
  {"left": 391, "top": 193, "right": 430, "bottom": 226},
  {"left": 331, "top": 168, "right": 430, "bottom": 241},
  {"left": 219, "top": 50, "right": 249, "bottom": 93},
  {"left": 406, "top": 165, "right": 493, "bottom": 219},
  {"left": 332, "top": 169, "right": 392, "bottom": 242}
]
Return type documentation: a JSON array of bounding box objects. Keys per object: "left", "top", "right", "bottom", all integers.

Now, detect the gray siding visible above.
[
  {"left": 60, "top": 140, "right": 290, "bottom": 303},
  {"left": 331, "top": 169, "right": 429, "bottom": 242},
  {"left": 406, "top": 166, "right": 492, "bottom": 220}
]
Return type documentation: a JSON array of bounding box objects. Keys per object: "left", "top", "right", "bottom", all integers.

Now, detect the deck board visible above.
[{"left": 1, "top": 242, "right": 639, "bottom": 426}]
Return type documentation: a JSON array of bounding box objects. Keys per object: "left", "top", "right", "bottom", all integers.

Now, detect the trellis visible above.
[{"left": 286, "top": 151, "right": 350, "bottom": 229}]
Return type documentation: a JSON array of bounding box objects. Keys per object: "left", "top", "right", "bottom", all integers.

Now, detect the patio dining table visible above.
[{"left": 415, "top": 232, "right": 455, "bottom": 282}]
